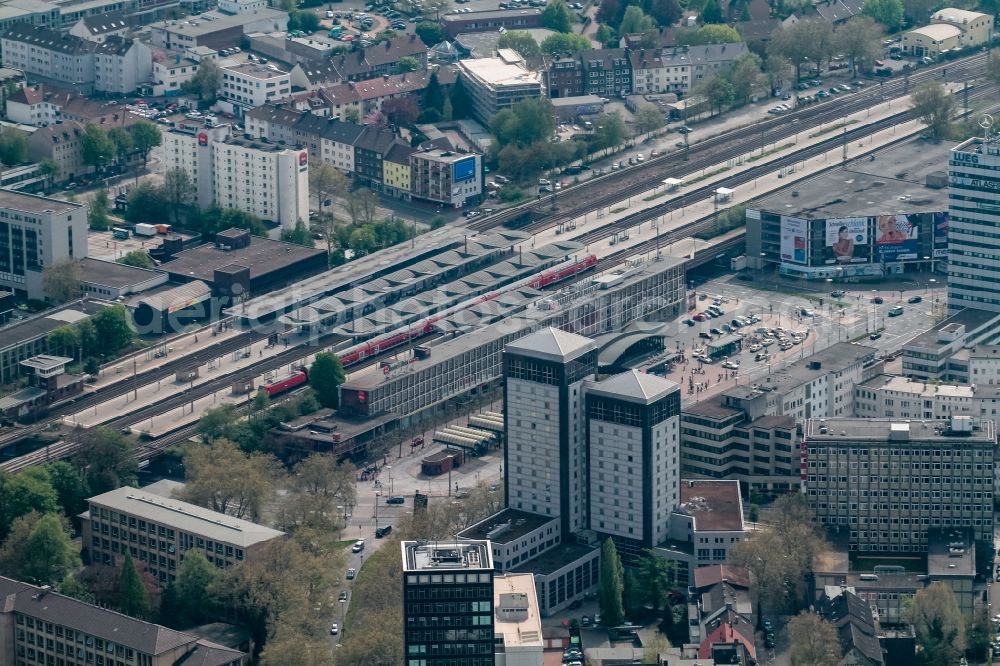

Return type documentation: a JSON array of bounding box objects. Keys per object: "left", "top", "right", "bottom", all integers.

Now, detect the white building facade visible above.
[
  {"left": 948, "top": 136, "right": 1000, "bottom": 313},
  {"left": 220, "top": 62, "right": 291, "bottom": 115}
]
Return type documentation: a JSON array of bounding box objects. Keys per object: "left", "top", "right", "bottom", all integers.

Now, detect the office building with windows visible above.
[
  {"left": 82, "top": 485, "right": 285, "bottom": 585},
  {"left": 804, "top": 416, "right": 995, "bottom": 552},
  {"left": 0, "top": 191, "right": 87, "bottom": 300},
  {"left": 948, "top": 135, "right": 1000, "bottom": 314},
  {"left": 401, "top": 540, "right": 495, "bottom": 666},
  {"left": 587, "top": 369, "right": 681, "bottom": 560},
  {"left": 503, "top": 328, "right": 597, "bottom": 539}
]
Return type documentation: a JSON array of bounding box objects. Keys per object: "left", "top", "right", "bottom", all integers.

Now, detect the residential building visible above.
[
  {"left": 219, "top": 61, "right": 291, "bottom": 116},
  {"left": 804, "top": 416, "right": 995, "bottom": 552},
  {"left": 902, "top": 8, "right": 993, "bottom": 57},
  {"left": 0, "top": 577, "right": 248, "bottom": 666},
  {"left": 686, "top": 565, "right": 753, "bottom": 645},
  {"left": 160, "top": 122, "right": 309, "bottom": 231},
  {"left": 504, "top": 327, "right": 597, "bottom": 538},
  {"left": 587, "top": 369, "right": 681, "bottom": 559},
  {"left": 149, "top": 52, "right": 199, "bottom": 96},
  {"left": 0, "top": 190, "right": 86, "bottom": 300},
  {"left": 581, "top": 48, "right": 631, "bottom": 98},
  {"left": 401, "top": 540, "right": 495, "bottom": 666},
  {"left": 545, "top": 54, "right": 582, "bottom": 99},
  {"left": 149, "top": 9, "right": 287, "bottom": 50},
  {"left": 948, "top": 135, "right": 1000, "bottom": 313},
  {"left": 458, "top": 50, "right": 544, "bottom": 126},
  {"left": 808, "top": 0, "right": 865, "bottom": 24},
  {"left": 83, "top": 485, "right": 285, "bottom": 584},
  {"left": 6, "top": 84, "right": 142, "bottom": 127},
  {"left": 631, "top": 43, "right": 749, "bottom": 95},
  {"left": 493, "top": 573, "right": 543, "bottom": 666},
  {"left": 68, "top": 12, "right": 130, "bottom": 43},
  {"left": 409, "top": 147, "right": 482, "bottom": 208},
  {"left": 383, "top": 142, "right": 413, "bottom": 199},
  {"left": 93, "top": 35, "right": 152, "bottom": 95},
  {"left": 657, "top": 480, "right": 747, "bottom": 586},
  {"left": 327, "top": 34, "right": 428, "bottom": 82},
  {"left": 442, "top": 7, "right": 543, "bottom": 38},
  {"left": 0, "top": 24, "right": 97, "bottom": 93},
  {"left": 818, "top": 588, "right": 885, "bottom": 666},
  {"left": 25, "top": 120, "right": 87, "bottom": 183},
  {"left": 0, "top": 1, "right": 59, "bottom": 34},
  {"left": 353, "top": 124, "right": 401, "bottom": 189},
  {"left": 244, "top": 105, "right": 366, "bottom": 174}
]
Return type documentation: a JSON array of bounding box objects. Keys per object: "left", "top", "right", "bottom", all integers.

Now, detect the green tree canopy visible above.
[
  {"left": 117, "top": 554, "right": 151, "bottom": 619},
  {"left": 288, "top": 9, "right": 321, "bottom": 32},
  {"left": 125, "top": 182, "right": 169, "bottom": 225},
  {"left": 41, "top": 259, "right": 81, "bottom": 304},
  {"left": 541, "top": 32, "right": 592, "bottom": 55},
  {"left": 0, "top": 512, "right": 79, "bottom": 585},
  {"left": 394, "top": 56, "right": 420, "bottom": 74},
  {"left": 181, "top": 439, "right": 281, "bottom": 521},
  {"left": 0, "top": 468, "right": 59, "bottom": 539},
  {"left": 185, "top": 59, "right": 221, "bottom": 102},
  {"left": 862, "top": 0, "right": 904, "bottom": 31},
  {"left": 595, "top": 24, "right": 617, "bottom": 47},
  {"left": 108, "top": 126, "right": 133, "bottom": 164},
  {"left": 0, "top": 130, "right": 27, "bottom": 165},
  {"left": 92, "top": 305, "right": 134, "bottom": 354},
  {"left": 540, "top": 0, "right": 574, "bottom": 32},
  {"left": 789, "top": 611, "right": 842, "bottom": 666},
  {"left": 130, "top": 120, "right": 162, "bottom": 170},
  {"left": 619, "top": 5, "right": 656, "bottom": 36},
  {"left": 911, "top": 82, "right": 954, "bottom": 139},
  {"left": 74, "top": 427, "right": 138, "bottom": 495},
  {"left": 415, "top": 21, "right": 443, "bottom": 46},
  {"left": 492, "top": 97, "right": 556, "bottom": 148},
  {"left": 309, "top": 352, "right": 346, "bottom": 409},
  {"left": 700, "top": 0, "right": 723, "bottom": 23},
  {"left": 117, "top": 250, "right": 155, "bottom": 269},
  {"left": 910, "top": 582, "right": 965, "bottom": 665},
  {"left": 82, "top": 124, "right": 115, "bottom": 171},
  {"left": 599, "top": 538, "right": 625, "bottom": 626},
  {"left": 677, "top": 23, "right": 742, "bottom": 45},
  {"left": 88, "top": 189, "right": 112, "bottom": 230},
  {"left": 45, "top": 461, "right": 90, "bottom": 518},
  {"left": 497, "top": 31, "right": 542, "bottom": 58},
  {"left": 633, "top": 104, "right": 666, "bottom": 135},
  {"left": 834, "top": 16, "right": 883, "bottom": 74}
]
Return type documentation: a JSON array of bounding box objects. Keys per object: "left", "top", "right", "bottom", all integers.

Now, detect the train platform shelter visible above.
[{"left": 234, "top": 228, "right": 528, "bottom": 326}]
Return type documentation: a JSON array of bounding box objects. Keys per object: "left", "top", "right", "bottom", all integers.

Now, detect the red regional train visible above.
[{"left": 260, "top": 367, "right": 309, "bottom": 397}]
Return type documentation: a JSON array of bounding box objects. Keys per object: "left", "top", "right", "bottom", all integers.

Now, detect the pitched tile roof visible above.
[
  {"left": 2, "top": 24, "right": 95, "bottom": 56},
  {"left": 692, "top": 564, "right": 751, "bottom": 590},
  {"left": 82, "top": 12, "right": 130, "bottom": 35}
]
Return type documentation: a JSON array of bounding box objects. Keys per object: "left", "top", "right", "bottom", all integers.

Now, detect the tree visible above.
[
  {"left": 599, "top": 539, "right": 625, "bottom": 626},
  {"left": 42, "top": 259, "right": 81, "bottom": 304},
  {"left": 281, "top": 219, "right": 314, "bottom": 247},
  {"left": 834, "top": 16, "right": 883, "bottom": 75},
  {"left": 346, "top": 187, "right": 378, "bottom": 226},
  {"left": 288, "top": 9, "right": 320, "bottom": 32},
  {"left": 909, "top": 582, "right": 965, "bottom": 665},
  {"left": 88, "top": 189, "right": 112, "bottom": 230},
  {"left": 863, "top": 0, "right": 904, "bottom": 31},
  {"left": 394, "top": 56, "right": 420, "bottom": 74},
  {"left": 594, "top": 111, "right": 627, "bottom": 150},
  {"left": 633, "top": 104, "right": 665, "bottom": 135},
  {"left": 788, "top": 612, "right": 841, "bottom": 666},
  {"left": 130, "top": 120, "right": 162, "bottom": 172},
  {"left": 58, "top": 573, "right": 96, "bottom": 603},
  {"left": 117, "top": 554, "right": 151, "bottom": 619},
  {"left": 699, "top": 75, "right": 736, "bottom": 114},
  {"left": 492, "top": 97, "right": 556, "bottom": 148},
  {"left": 726, "top": 52, "right": 764, "bottom": 104},
  {"left": 308, "top": 159, "right": 347, "bottom": 219},
  {"left": 309, "top": 352, "right": 345, "bottom": 409},
  {"left": 595, "top": 24, "right": 617, "bottom": 47},
  {"left": 74, "top": 427, "right": 138, "bottom": 495},
  {"left": 0, "top": 512, "right": 79, "bottom": 585},
  {"left": 497, "top": 31, "right": 542, "bottom": 58},
  {"left": 645, "top": 0, "right": 681, "bottom": 26},
  {"left": 108, "top": 126, "right": 134, "bottom": 166},
  {"left": 415, "top": 21, "right": 443, "bottom": 46},
  {"left": 619, "top": 5, "right": 655, "bottom": 36},
  {"left": 47, "top": 325, "right": 81, "bottom": 359},
  {"left": 700, "top": 0, "right": 723, "bottom": 23},
  {"left": 38, "top": 159, "right": 59, "bottom": 192},
  {"left": 117, "top": 250, "right": 155, "bottom": 269},
  {"left": 382, "top": 97, "right": 420, "bottom": 127},
  {"left": 901, "top": 0, "right": 935, "bottom": 24},
  {"left": 197, "top": 404, "right": 239, "bottom": 442},
  {"left": 162, "top": 167, "right": 196, "bottom": 225},
  {"left": 182, "top": 439, "right": 281, "bottom": 521},
  {"left": 541, "top": 33, "right": 592, "bottom": 55},
  {"left": 279, "top": 454, "right": 356, "bottom": 531},
  {"left": 92, "top": 305, "right": 133, "bottom": 354},
  {"left": 0, "top": 468, "right": 59, "bottom": 539},
  {"left": 541, "top": 0, "right": 574, "bottom": 32},
  {"left": 449, "top": 75, "right": 473, "bottom": 119},
  {"left": 768, "top": 19, "right": 834, "bottom": 80},
  {"left": 344, "top": 107, "right": 361, "bottom": 124},
  {"left": 170, "top": 551, "right": 219, "bottom": 627},
  {"left": 45, "top": 461, "right": 90, "bottom": 518},
  {"left": 0, "top": 130, "right": 27, "bottom": 165},
  {"left": 186, "top": 59, "right": 221, "bottom": 102},
  {"left": 82, "top": 124, "right": 115, "bottom": 172},
  {"left": 633, "top": 550, "right": 673, "bottom": 611},
  {"left": 966, "top": 607, "right": 993, "bottom": 663},
  {"left": 260, "top": 624, "right": 332, "bottom": 666},
  {"left": 677, "top": 23, "right": 742, "bottom": 45},
  {"left": 124, "top": 181, "right": 168, "bottom": 224},
  {"left": 911, "top": 82, "right": 954, "bottom": 139}
]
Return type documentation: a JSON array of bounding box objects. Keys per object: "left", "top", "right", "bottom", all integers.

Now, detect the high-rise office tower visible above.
[
  {"left": 503, "top": 327, "right": 597, "bottom": 537},
  {"left": 948, "top": 133, "right": 1000, "bottom": 313},
  {"left": 401, "top": 540, "right": 495, "bottom": 666},
  {"left": 587, "top": 370, "right": 681, "bottom": 559}
]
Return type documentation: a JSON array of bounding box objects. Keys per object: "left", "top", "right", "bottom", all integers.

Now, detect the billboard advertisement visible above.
[
  {"left": 780, "top": 216, "right": 808, "bottom": 265},
  {"left": 934, "top": 211, "right": 948, "bottom": 245},
  {"left": 824, "top": 217, "right": 869, "bottom": 264},
  {"left": 453, "top": 156, "right": 476, "bottom": 183},
  {"left": 875, "top": 214, "right": 919, "bottom": 262}
]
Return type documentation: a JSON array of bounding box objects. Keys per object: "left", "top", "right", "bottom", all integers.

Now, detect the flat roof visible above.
[
  {"left": 79, "top": 257, "right": 164, "bottom": 288},
  {"left": 804, "top": 417, "right": 995, "bottom": 443},
  {"left": 0, "top": 190, "right": 82, "bottom": 215},
  {"left": 754, "top": 138, "right": 950, "bottom": 219},
  {"left": 0, "top": 299, "right": 107, "bottom": 351},
  {"left": 751, "top": 342, "right": 876, "bottom": 395},
  {"left": 401, "top": 540, "right": 493, "bottom": 573},
  {"left": 493, "top": 573, "right": 543, "bottom": 649},
  {"left": 88, "top": 486, "right": 285, "bottom": 548},
  {"left": 927, "top": 527, "right": 975, "bottom": 577},
  {"left": 20, "top": 354, "right": 71, "bottom": 371},
  {"left": 444, "top": 7, "right": 542, "bottom": 20},
  {"left": 458, "top": 57, "right": 543, "bottom": 87},
  {"left": 458, "top": 508, "right": 555, "bottom": 544},
  {"left": 223, "top": 62, "right": 288, "bottom": 78},
  {"left": 152, "top": 8, "right": 287, "bottom": 36},
  {"left": 859, "top": 373, "right": 974, "bottom": 399},
  {"left": 902, "top": 308, "right": 1000, "bottom": 353},
  {"left": 678, "top": 480, "right": 744, "bottom": 532},
  {"left": 159, "top": 235, "right": 324, "bottom": 283},
  {"left": 509, "top": 542, "right": 598, "bottom": 576}
]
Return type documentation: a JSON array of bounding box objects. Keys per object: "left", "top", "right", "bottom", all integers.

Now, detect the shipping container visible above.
[{"left": 134, "top": 223, "right": 157, "bottom": 237}]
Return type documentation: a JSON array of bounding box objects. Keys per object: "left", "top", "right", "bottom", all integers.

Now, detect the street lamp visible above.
[{"left": 387, "top": 466, "right": 393, "bottom": 496}]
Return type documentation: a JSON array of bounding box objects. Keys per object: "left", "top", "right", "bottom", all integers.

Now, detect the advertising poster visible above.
[
  {"left": 876, "top": 214, "right": 919, "bottom": 262},
  {"left": 825, "top": 217, "right": 869, "bottom": 264},
  {"left": 780, "top": 216, "right": 808, "bottom": 265},
  {"left": 453, "top": 157, "right": 476, "bottom": 182},
  {"left": 934, "top": 212, "right": 949, "bottom": 245}
]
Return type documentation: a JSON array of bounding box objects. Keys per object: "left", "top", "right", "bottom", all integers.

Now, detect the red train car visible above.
[
  {"left": 261, "top": 368, "right": 308, "bottom": 397},
  {"left": 528, "top": 254, "right": 598, "bottom": 289}
]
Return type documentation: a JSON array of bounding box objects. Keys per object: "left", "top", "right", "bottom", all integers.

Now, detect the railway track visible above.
[{"left": 470, "top": 53, "right": 987, "bottom": 235}]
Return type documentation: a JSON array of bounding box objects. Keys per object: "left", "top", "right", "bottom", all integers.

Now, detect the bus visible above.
[{"left": 112, "top": 227, "right": 130, "bottom": 240}]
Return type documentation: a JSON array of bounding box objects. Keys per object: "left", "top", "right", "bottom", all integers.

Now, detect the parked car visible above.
[
  {"left": 330, "top": 623, "right": 339, "bottom": 635},
  {"left": 888, "top": 305, "right": 904, "bottom": 317},
  {"left": 375, "top": 525, "right": 392, "bottom": 538},
  {"left": 699, "top": 331, "right": 713, "bottom": 339},
  {"left": 908, "top": 295, "right": 922, "bottom": 304},
  {"left": 871, "top": 296, "right": 884, "bottom": 304},
  {"left": 386, "top": 496, "right": 405, "bottom": 504},
  {"left": 338, "top": 590, "right": 348, "bottom": 601},
  {"left": 710, "top": 327, "right": 723, "bottom": 336},
  {"left": 831, "top": 289, "right": 845, "bottom": 298}
]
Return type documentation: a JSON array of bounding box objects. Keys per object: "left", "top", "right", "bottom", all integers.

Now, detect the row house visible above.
[
  {"left": 630, "top": 43, "right": 749, "bottom": 95},
  {"left": 7, "top": 84, "right": 143, "bottom": 128},
  {"left": 545, "top": 48, "right": 632, "bottom": 99}
]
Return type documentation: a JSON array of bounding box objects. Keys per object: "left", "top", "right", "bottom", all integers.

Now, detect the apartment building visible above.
[
  {"left": 0, "top": 191, "right": 87, "bottom": 300},
  {"left": 93, "top": 35, "right": 152, "bottom": 95},
  {"left": 0, "top": 577, "right": 247, "bottom": 666},
  {"left": 149, "top": 52, "right": 200, "bottom": 97},
  {"left": 83, "top": 485, "right": 285, "bottom": 585},
  {"left": 630, "top": 43, "right": 749, "bottom": 95},
  {"left": 582, "top": 48, "right": 631, "bottom": 98},
  {"left": 401, "top": 540, "right": 495, "bottom": 666},
  {"left": 804, "top": 416, "right": 995, "bottom": 552},
  {"left": 458, "top": 50, "right": 544, "bottom": 126},
  {"left": 383, "top": 142, "right": 414, "bottom": 199},
  {"left": 409, "top": 148, "right": 482, "bottom": 208},
  {"left": 219, "top": 62, "right": 291, "bottom": 116},
  {"left": 587, "top": 370, "right": 681, "bottom": 560},
  {"left": 161, "top": 122, "right": 309, "bottom": 231},
  {"left": 5, "top": 85, "right": 140, "bottom": 128},
  {"left": 949, "top": 135, "right": 1000, "bottom": 313},
  {"left": 149, "top": 9, "right": 287, "bottom": 51},
  {"left": 26, "top": 121, "right": 88, "bottom": 184},
  {"left": 328, "top": 34, "right": 428, "bottom": 82},
  {"left": 545, "top": 55, "right": 582, "bottom": 99},
  {"left": 504, "top": 328, "right": 596, "bottom": 538}
]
